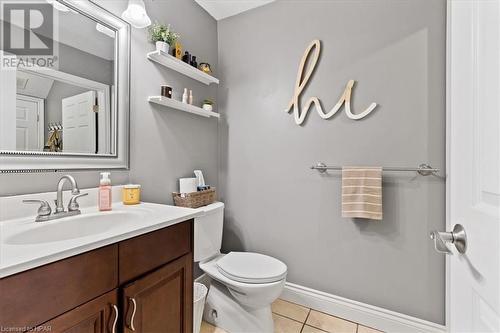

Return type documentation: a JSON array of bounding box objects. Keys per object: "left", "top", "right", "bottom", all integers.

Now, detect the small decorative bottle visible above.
[
  {"left": 182, "top": 88, "right": 188, "bottom": 103},
  {"left": 188, "top": 90, "right": 193, "bottom": 105},
  {"left": 182, "top": 51, "right": 190, "bottom": 64},
  {"left": 174, "top": 42, "right": 183, "bottom": 59}
]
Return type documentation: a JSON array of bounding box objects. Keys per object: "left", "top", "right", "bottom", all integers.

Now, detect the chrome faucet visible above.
[
  {"left": 23, "top": 175, "right": 88, "bottom": 222},
  {"left": 56, "top": 175, "right": 80, "bottom": 213}
]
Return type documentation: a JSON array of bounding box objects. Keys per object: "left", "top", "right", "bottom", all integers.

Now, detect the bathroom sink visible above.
[
  {"left": 5, "top": 210, "right": 146, "bottom": 245},
  {"left": 0, "top": 199, "right": 202, "bottom": 278}
]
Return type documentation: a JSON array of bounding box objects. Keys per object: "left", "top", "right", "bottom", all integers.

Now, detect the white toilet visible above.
[{"left": 194, "top": 202, "right": 287, "bottom": 333}]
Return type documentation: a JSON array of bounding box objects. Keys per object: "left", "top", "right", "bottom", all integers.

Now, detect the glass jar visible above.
[{"left": 122, "top": 184, "right": 141, "bottom": 205}]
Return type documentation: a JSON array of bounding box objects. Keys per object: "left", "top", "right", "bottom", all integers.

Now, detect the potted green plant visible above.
[
  {"left": 202, "top": 99, "right": 214, "bottom": 112},
  {"left": 149, "top": 23, "right": 180, "bottom": 54}
]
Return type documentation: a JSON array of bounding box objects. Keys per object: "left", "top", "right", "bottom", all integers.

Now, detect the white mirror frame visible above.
[{"left": 0, "top": 0, "right": 130, "bottom": 173}]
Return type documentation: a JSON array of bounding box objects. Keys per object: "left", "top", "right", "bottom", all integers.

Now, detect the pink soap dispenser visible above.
[{"left": 99, "top": 172, "right": 112, "bottom": 211}]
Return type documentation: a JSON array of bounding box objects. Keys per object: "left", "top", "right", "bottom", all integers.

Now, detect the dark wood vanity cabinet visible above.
[{"left": 0, "top": 220, "right": 194, "bottom": 333}]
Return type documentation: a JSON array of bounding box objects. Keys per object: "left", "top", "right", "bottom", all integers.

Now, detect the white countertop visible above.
[{"left": 0, "top": 187, "right": 203, "bottom": 278}]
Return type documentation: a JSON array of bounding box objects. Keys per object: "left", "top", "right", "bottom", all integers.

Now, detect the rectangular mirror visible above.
[{"left": 0, "top": 0, "right": 129, "bottom": 172}]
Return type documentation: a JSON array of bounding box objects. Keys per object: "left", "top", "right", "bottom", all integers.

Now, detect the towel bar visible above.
[{"left": 310, "top": 162, "right": 439, "bottom": 176}]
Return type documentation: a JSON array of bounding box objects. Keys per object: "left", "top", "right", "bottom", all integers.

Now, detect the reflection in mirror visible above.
[
  {"left": 0, "top": 1, "right": 116, "bottom": 155},
  {"left": 15, "top": 69, "right": 112, "bottom": 154}
]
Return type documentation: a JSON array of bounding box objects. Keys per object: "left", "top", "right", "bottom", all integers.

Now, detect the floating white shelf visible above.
[
  {"left": 148, "top": 96, "right": 220, "bottom": 119},
  {"left": 147, "top": 51, "right": 219, "bottom": 85}
]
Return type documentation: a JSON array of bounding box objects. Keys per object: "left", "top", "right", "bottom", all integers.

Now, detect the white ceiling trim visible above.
[{"left": 194, "top": 0, "right": 275, "bottom": 20}]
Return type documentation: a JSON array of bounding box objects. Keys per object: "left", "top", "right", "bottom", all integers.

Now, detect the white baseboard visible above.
[{"left": 281, "top": 282, "right": 447, "bottom": 333}]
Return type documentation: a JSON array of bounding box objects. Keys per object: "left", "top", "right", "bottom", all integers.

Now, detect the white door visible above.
[
  {"left": 15, "top": 95, "right": 44, "bottom": 151},
  {"left": 448, "top": 0, "right": 500, "bottom": 332},
  {"left": 62, "top": 91, "right": 96, "bottom": 154}
]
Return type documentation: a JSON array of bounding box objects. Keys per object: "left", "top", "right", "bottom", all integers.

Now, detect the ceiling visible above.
[{"left": 194, "top": 0, "right": 275, "bottom": 20}]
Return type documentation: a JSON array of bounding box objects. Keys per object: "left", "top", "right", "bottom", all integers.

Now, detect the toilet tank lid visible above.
[
  {"left": 216, "top": 252, "right": 287, "bottom": 284},
  {"left": 195, "top": 201, "right": 224, "bottom": 214}
]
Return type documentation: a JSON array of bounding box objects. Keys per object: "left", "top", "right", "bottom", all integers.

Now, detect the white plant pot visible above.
[
  {"left": 202, "top": 104, "right": 213, "bottom": 112},
  {"left": 156, "top": 41, "right": 170, "bottom": 54}
]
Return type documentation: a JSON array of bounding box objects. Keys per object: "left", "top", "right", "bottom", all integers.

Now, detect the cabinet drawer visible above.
[
  {"left": 119, "top": 220, "right": 192, "bottom": 284},
  {"left": 0, "top": 245, "right": 118, "bottom": 330}
]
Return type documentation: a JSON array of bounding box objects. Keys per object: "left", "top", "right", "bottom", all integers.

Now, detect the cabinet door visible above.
[
  {"left": 122, "top": 253, "right": 193, "bottom": 333},
  {"left": 42, "top": 290, "right": 119, "bottom": 333}
]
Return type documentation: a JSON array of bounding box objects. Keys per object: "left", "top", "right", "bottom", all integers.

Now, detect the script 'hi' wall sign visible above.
[{"left": 285, "top": 40, "right": 377, "bottom": 125}]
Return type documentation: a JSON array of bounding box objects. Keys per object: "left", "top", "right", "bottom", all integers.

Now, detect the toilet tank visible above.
[{"left": 194, "top": 202, "right": 224, "bottom": 262}]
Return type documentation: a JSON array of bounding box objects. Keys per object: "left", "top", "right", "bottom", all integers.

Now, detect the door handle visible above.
[
  {"left": 430, "top": 224, "right": 467, "bottom": 254},
  {"left": 110, "top": 304, "right": 118, "bottom": 333},
  {"left": 127, "top": 297, "right": 137, "bottom": 331}
]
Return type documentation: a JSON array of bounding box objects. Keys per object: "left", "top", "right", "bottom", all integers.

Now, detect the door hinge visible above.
[{"left": 93, "top": 97, "right": 99, "bottom": 113}]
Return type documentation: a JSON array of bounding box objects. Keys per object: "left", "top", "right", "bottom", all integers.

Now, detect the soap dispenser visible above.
[{"left": 99, "top": 172, "right": 112, "bottom": 211}]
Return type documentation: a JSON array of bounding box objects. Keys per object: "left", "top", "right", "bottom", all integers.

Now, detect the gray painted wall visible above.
[
  {"left": 124, "top": 0, "right": 219, "bottom": 204},
  {"left": 217, "top": 0, "right": 446, "bottom": 324},
  {"left": 0, "top": 0, "right": 218, "bottom": 200},
  {"left": 0, "top": 0, "right": 447, "bottom": 325},
  {"left": 0, "top": 170, "right": 129, "bottom": 196},
  {"left": 57, "top": 43, "right": 114, "bottom": 86}
]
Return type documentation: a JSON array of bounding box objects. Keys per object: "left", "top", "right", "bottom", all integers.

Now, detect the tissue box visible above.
[{"left": 172, "top": 188, "right": 216, "bottom": 208}]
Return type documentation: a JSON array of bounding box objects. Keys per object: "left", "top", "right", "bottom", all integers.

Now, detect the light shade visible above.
[{"left": 121, "top": 0, "right": 151, "bottom": 29}]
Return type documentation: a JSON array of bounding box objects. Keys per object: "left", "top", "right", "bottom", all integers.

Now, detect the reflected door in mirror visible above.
[
  {"left": 62, "top": 91, "right": 96, "bottom": 154},
  {"left": 15, "top": 95, "right": 44, "bottom": 151}
]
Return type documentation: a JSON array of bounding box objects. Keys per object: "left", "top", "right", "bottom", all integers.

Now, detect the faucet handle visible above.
[
  {"left": 23, "top": 200, "right": 52, "bottom": 217},
  {"left": 68, "top": 193, "right": 88, "bottom": 212}
]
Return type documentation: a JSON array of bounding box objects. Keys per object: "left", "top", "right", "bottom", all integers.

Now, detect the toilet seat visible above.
[
  {"left": 200, "top": 253, "right": 286, "bottom": 311},
  {"left": 216, "top": 252, "right": 287, "bottom": 284}
]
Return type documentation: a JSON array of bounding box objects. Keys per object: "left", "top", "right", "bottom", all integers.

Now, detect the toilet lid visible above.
[{"left": 216, "top": 252, "right": 287, "bottom": 284}]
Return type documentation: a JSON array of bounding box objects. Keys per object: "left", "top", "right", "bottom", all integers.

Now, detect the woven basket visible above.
[{"left": 172, "top": 188, "right": 216, "bottom": 208}]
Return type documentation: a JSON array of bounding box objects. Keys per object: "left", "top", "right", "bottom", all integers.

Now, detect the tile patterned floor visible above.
[{"left": 200, "top": 298, "right": 384, "bottom": 333}]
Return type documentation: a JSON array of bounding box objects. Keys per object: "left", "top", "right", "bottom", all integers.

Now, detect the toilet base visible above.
[{"left": 203, "top": 280, "right": 274, "bottom": 333}]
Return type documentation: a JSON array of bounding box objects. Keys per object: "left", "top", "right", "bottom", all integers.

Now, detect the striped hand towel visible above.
[{"left": 341, "top": 167, "right": 382, "bottom": 220}]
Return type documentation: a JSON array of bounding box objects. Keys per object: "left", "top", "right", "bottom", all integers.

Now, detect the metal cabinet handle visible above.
[
  {"left": 127, "top": 297, "right": 137, "bottom": 331},
  {"left": 430, "top": 224, "right": 467, "bottom": 254},
  {"left": 110, "top": 304, "right": 118, "bottom": 333}
]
